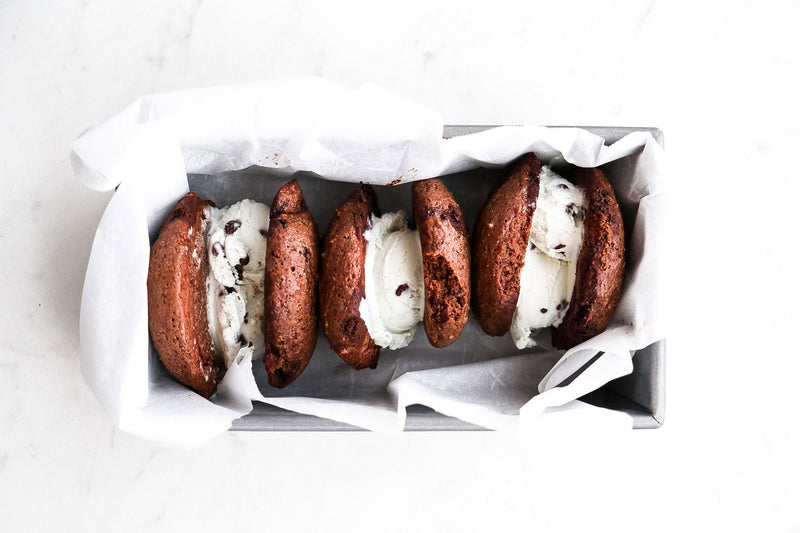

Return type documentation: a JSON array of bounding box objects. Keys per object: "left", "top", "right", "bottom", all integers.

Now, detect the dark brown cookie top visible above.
[
  {"left": 552, "top": 167, "right": 625, "bottom": 349},
  {"left": 264, "top": 179, "right": 319, "bottom": 388},
  {"left": 319, "top": 185, "right": 380, "bottom": 369},
  {"left": 472, "top": 153, "right": 541, "bottom": 336},
  {"left": 147, "top": 192, "right": 221, "bottom": 399},
  {"left": 412, "top": 178, "right": 470, "bottom": 348}
]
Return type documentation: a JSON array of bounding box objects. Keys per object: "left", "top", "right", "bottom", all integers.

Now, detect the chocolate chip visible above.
[
  {"left": 565, "top": 203, "right": 583, "bottom": 218},
  {"left": 234, "top": 264, "right": 244, "bottom": 280},
  {"left": 218, "top": 291, "right": 226, "bottom": 297},
  {"left": 273, "top": 367, "right": 287, "bottom": 383},
  {"left": 343, "top": 316, "right": 359, "bottom": 337},
  {"left": 395, "top": 283, "right": 409, "bottom": 296},
  {"left": 212, "top": 242, "right": 224, "bottom": 256},
  {"left": 565, "top": 203, "right": 577, "bottom": 216},
  {"left": 259, "top": 229, "right": 268, "bottom": 238},
  {"left": 237, "top": 333, "right": 247, "bottom": 346},
  {"left": 556, "top": 300, "right": 568, "bottom": 311},
  {"left": 224, "top": 220, "right": 241, "bottom": 234},
  {"left": 225, "top": 286, "right": 235, "bottom": 294},
  {"left": 239, "top": 255, "right": 250, "bottom": 266},
  {"left": 555, "top": 244, "right": 566, "bottom": 250},
  {"left": 425, "top": 207, "right": 461, "bottom": 229},
  {"left": 301, "top": 247, "right": 311, "bottom": 262},
  {"left": 540, "top": 308, "right": 547, "bottom": 313}
]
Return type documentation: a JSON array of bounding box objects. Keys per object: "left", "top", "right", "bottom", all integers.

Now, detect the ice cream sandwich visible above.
[
  {"left": 147, "top": 179, "right": 318, "bottom": 397},
  {"left": 319, "top": 178, "right": 470, "bottom": 369},
  {"left": 472, "top": 153, "right": 624, "bottom": 350}
]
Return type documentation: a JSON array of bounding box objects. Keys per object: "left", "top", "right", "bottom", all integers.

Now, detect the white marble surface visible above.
[{"left": 2, "top": 0, "right": 799, "bottom": 531}]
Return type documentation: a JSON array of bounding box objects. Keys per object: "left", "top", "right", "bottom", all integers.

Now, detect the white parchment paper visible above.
[{"left": 73, "top": 78, "right": 666, "bottom": 446}]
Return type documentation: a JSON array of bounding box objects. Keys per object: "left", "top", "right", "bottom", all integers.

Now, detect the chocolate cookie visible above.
[
  {"left": 319, "top": 185, "right": 381, "bottom": 369},
  {"left": 551, "top": 168, "right": 625, "bottom": 349},
  {"left": 412, "top": 178, "right": 470, "bottom": 348},
  {"left": 263, "top": 179, "right": 320, "bottom": 388},
  {"left": 472, "top": 153, "right": 541, "bottom": 336},
  {"left": 147, "top": 192, "right": 222, "bottom": 398}
]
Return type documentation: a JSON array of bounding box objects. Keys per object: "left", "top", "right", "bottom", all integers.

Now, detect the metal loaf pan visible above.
[{"left": 190, "top": 125, "right": 666, "bottom": 432}]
